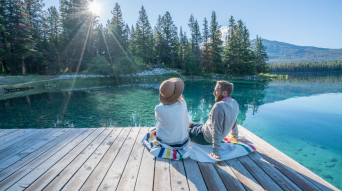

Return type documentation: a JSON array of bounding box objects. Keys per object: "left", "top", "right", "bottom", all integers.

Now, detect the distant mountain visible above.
[{"left": 252, "top": 39, "right": 342, "bottom": 63}]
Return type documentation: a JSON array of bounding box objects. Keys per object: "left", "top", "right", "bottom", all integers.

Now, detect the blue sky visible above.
[{"left": 45, "top": 0, "right": 342, "bottom": 49}]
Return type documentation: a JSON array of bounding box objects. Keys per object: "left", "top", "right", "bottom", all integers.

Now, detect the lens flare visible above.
[{"left": 88, "top": 1, "right": 101, "bottom": 15}]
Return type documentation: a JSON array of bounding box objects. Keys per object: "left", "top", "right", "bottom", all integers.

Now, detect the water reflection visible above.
[
  {"left": 183, "top": 79, "right": 270, "bottom": 125},
  {"left": 1, "top": 73, "right": 342, "bottom": 129},
  {"left": 1, "top": 79, "right": 269, "bottom": 128}
]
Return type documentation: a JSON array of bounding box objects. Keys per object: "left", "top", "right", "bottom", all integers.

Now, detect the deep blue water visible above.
[{"left": 0, "top": 73, "right": 341, "bottom": 188}]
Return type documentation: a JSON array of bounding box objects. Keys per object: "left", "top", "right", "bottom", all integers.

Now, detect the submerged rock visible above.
[
  {"left": 4, "top": 86, "right": 35, "bottom": 93},
  {"left": 329, "top": 158, "right": 338, "bottom": 162}
]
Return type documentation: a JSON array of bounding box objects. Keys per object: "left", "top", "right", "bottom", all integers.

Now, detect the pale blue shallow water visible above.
[
  {"left": 242, "top": 93, "right": 342, "bottom": 188},
  {"left": 0, "top": 73, "right": 341, "bottom": 188}
]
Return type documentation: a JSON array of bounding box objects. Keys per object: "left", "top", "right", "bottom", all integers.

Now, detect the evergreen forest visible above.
[
  {"left": 0, "top": 0, "right": 270, "bottom": 76},
  {"left": 270, "top": 61, "right": 342, "bottom": 73}
]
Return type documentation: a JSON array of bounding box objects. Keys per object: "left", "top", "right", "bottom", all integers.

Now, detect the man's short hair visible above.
[{"left": 217, "top": 81, "right": 234, "bottom": 97}]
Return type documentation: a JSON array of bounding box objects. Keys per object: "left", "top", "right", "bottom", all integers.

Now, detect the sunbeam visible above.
[
  {"left": 60, "top": 15, "right": 94, "bottom": 120},
  {"left": 101, "top": 30, "right": 119, "bottom": 85},
  {"left": 106, "top": 30, "right": 136, "bottom": 76}
]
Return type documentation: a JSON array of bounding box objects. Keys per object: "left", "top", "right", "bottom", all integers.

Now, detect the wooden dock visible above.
[{"left": 0, "top": 126, "right": 338, "bottom": 191}]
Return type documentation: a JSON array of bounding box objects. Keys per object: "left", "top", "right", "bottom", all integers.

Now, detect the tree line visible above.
[
  {"left": 270, "top": 61, "right": 342, "bottom": 73},
  {"left": 0, "top": 0, "right": 269, "bottom": 76}
]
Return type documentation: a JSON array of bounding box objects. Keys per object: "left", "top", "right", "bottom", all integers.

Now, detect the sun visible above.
[{"left": 88, "top": 1, "right": 101, "bottom": 16}]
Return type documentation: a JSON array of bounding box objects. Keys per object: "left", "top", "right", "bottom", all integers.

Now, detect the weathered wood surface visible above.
[{"left": 0, "top": 127, "right": 338, "bottom": 191}]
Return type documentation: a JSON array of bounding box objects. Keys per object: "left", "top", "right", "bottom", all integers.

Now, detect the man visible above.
[{"left": 189, "top": 80, "right": 239, "bottom": 159}]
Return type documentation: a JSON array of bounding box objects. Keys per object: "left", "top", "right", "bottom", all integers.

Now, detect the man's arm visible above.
[
  {"left": 231, "top": 120, "right": 238, "bottom": 139},
  {"left": 211, "top": 105, "right": 224, "bottom": 158}
]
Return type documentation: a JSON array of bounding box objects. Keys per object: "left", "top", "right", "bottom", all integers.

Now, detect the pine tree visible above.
[
  {"left": 209, "top": 11, "right": 223, "bottom": 73},
  {"left": 6, "top": 0, "right": 34, "bottom": 75},
  {"left": 159, "top": 12, "right": 179, "bottom": 68},
  {"left": 123, "top": 24, "right": 130, "bottom": 51},
  {"left": 223, "top": 16, "right": 236, "bottom": 73},
  {"left": 253, "top": 35, "right": 269, "bottom": 73},
  {"left": 179, "top": 27, "right": 191, "bottom": 70},
  {"left": 46, "top": 6, "right": 59, "bottom": 45},
  {"left": 224, "top": 16, "right": 254, "bottom": 75},
  {"left": 188, "top": 15, "right": 202, "bottom": 72},
  {"left": 108, "top": 3, "right": 127, "bottom": 59},
  {"left": 238, "top": 20, "right": 254, "bottom": 74},
  {"left": 136, "top": 6, "right": 153, "bottom": 66},
  {"left": 153, "top": 15, "right": 164, "bottom": 66},
  {"left": 129, "top": 25, "right": 137, "bottom": 56},
  {"left": 59, "top": 0, "right": 69, "bottom": 44},
  {"left": 202, "top": 17, "right": 210, "bottom": 72},
  {"left": 0, "top": 0, "right": 8, "bottom": 73},
  {"left": 39, "top": 6, "right": 60, "bottom": 74},
  {"left": 58, "top": 0, "right": 92, "bottom": 72},
  {"left": 96, "top": 24, "right": 106, "bottom": 56}
]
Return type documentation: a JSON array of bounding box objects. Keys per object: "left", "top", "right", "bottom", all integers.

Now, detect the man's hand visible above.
[
  {"left": 210, "top": 153, "right": 221, "bottom": 159},
  {"left": 189, "top": 122, "right": 194, "bottom": 128}
]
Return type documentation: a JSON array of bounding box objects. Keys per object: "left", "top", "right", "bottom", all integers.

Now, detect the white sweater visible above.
[{"left": 155, "top": 100, "right": 190, "bottom": 146}]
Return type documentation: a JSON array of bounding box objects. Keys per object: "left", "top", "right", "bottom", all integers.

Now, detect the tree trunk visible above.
[{"left": 22, "top": 57, "right": 26, "bottom": 75}]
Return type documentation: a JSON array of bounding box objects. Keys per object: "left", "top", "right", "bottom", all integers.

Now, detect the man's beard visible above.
[{"left": 215, "top": 94, "right": 224, "bottom": 102}]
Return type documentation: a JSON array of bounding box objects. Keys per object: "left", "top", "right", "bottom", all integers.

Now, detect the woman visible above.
[{"left": 142, "top": 78, "right": 191, "bottom": 160}]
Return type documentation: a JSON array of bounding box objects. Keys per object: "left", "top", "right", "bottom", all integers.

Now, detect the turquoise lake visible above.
[{"left": 0, "top": 73, "right": 342, "bottom": 188}]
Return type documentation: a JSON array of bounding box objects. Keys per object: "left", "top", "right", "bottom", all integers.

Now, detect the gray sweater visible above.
[{"left": 202, "top": 99, "right": 239, "bottom": 153}]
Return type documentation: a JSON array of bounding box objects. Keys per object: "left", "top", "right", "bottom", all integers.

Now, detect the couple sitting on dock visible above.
[{"left": 141, "top": 78, "right": 255, "bottom": 162}]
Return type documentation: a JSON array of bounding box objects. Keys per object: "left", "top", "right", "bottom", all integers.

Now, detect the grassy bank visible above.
[
  {"left": 0, "top": 71, "right": 282, "bottom": 94},
  {"left": 0, "top": 75, "right": 58, "bottom": 87}
]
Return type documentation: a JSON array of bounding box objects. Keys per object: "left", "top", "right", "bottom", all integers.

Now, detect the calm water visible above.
[{"left": 1, "top": 73, "right": 342, "bottom": 188}]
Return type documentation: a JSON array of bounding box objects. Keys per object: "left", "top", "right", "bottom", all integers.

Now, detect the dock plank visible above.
[
  {"left": 154, "top": 157, "right": 171, "bottom": 191},
  {"left": 0, "top": 129, "right": 20, "bottom": 138},
  {"left": 98, "top": 127, "right": 141, "bottom": 190},
  {"left": 135, "top": 147, "right": 156, "bottom": 191},
  {"left": 116, "top": 127, "right": 149, "bottom": 191},
  {"left": 259, "top": 152, "right": 321, "bottom": 191},
  {"left": 214, "top": 161, "right": 246, "bottom": 191},
  {"left": 79, "top": 127, "right": 131, "bottom": 191},
  {"left": 28, "top": 128, "right": 113, "bottom": 191},
  {"left": 170, "top": 160, "right": 190, "bottom": 191},
  {"left": 238, "top": 128, "right": 321, "bottom": 191},
  {"left": 61, "top": 128, "right": 123, "bottom": 191},
  {"left": 238, "top": 155, "right": 282, "bottom": 191},
  {"left": 1, "top": 128, "right": 98, "bottom": 191},
  {"left": 0, "top": 129, "right": 44, "bottom": 151},
  {"left": 248, "top": 152, "right": 301, "bottom": 191},
  {"left": 198, "top": 162, "right": 226, "bottom": 191},
  {"left": 0, "top": 129, "right": 61, "bottom": 164},
  {"left": 0, "top": 129, "right": 30, "bottom": 147},
  {"left": 238, "top": 125, "right": 337, "bottom": 190},
  {"left": 0, "top": 129, "right": 88, "bottom": 182},
  {"left": 183, "top": 159, "right": 207, "bottom": 191},
  {"left": 0, "top": 128, "right": 76, "bottom": 172},
  {"left": 226, "top": 158, "right": 264, "bottom": 191}
]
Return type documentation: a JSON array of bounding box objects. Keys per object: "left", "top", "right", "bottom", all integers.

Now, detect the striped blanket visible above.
[
  {"left": 141, "top": 129, "right": 191, "bottom": 160},
  {"left": 141, "top": 129, "right": 255, "bottom": 162}
]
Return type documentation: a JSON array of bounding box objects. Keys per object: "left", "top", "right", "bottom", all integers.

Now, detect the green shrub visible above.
[
  {"left": 115, "top": 56, "right": 145, "bottom": 74},
  {"left": 87, "top": 55, "right": 114, "bottom": 75}
]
